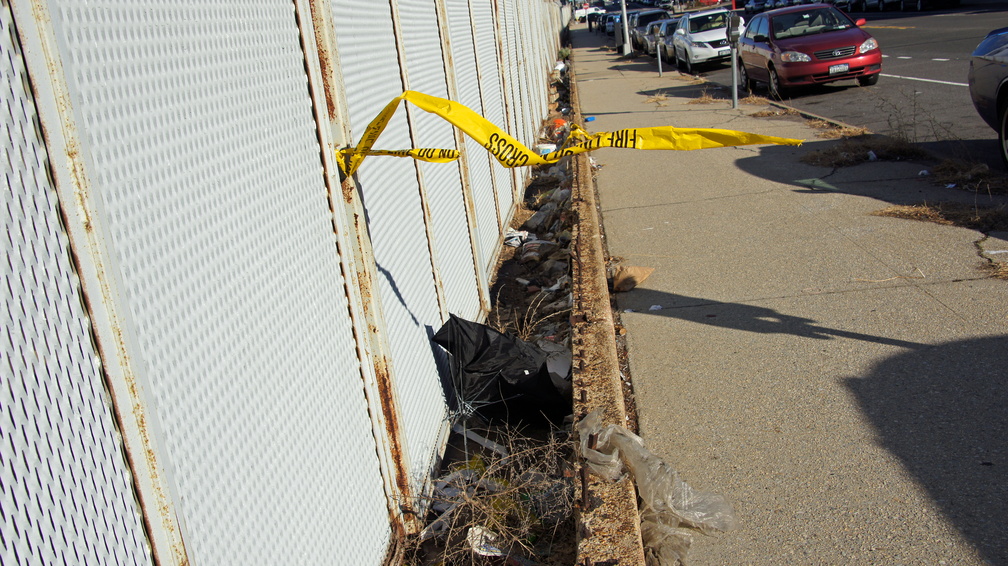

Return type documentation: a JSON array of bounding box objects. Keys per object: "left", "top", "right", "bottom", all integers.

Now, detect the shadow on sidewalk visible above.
[
  {"left": 734, "top": 139, "right": 1008, "bottom": 204},
  {"left": 618, "top": 287, "right": 928, "bottom": 350},
  {"left": 845, "top": 335, "right": 1008, "bottom": 565}
]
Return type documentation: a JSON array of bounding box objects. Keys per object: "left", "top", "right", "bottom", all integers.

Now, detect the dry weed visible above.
[
  {"left": 740, "top": 94, "right": 769, "bottom": 105},
  {"left": 872, "top": 203, "right": 1008, "bottom": 232},
  {"left": 404, "top": 427, "right": 575, "bottom": 566},
  {"left": 491, "top": 291, "right": 570, "bottom": 342},
  {"left": 644, "top": 93, "right": 670, "bottom": 107},
  {"left": 931, "top": 159, "right": 1008, "bottom": 195},
  {"left": 687, "top": 88, "right": 719, "bottom": 105},
  {"left": 800, "top": 135, "right": 930, "bottom": 167},
  {"left": 806, "top": 119, "right": 871, "bottom": 139},
  {"left": 750, "top": 107, "right": 800, "bottom": 118},
  {"left": 982, "top": 262, "right": 1008, "bottom": 280}
]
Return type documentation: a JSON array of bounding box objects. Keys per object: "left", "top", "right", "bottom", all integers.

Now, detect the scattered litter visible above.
[
  {"left": 523, "top": 202, "right": 558, "bottom": 232},
  {"left": 611, "top": 265, "right": 655, "bottom": 292},
  {"left": 554, "top": 60, "right": 567, "bottom": 72},
  {"left": 468, "top": 526, "right": 507, "bottom": 556},
  {"left": 577, "top": 411, "right": 738, "bottom": 565},
  {"left": 452, "top": 422, "right": 510, "bottom": 459},
  {"left": 535, "top": 143, "right": 557, "bottom": 155},
  {"left": 648, "top": 305, "right": 663, "bottom": 311},
  {"left": 585, "top": 116, "right": 596, "bottom": 122},
  {"left": 867, "top": 150, "right": 878, "bottom": 161},
  {"left": 505, "top": 229, "right": 534, "bottom": 247},
  {"left": 624, "top": 309, "right": 636, "bottom": 313},
  {"left": 918, "top": 169, "right": 930, "bottom": 176},
  {"left": 520, "top": 239, "right": 558, "bottom": 263},
  {"left": 946, "top": 183, "right": 957, "bottom": 189}
]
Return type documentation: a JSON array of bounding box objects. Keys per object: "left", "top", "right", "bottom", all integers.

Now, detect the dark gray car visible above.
[{"left": 968, "top": 26, "right": 1008, "bottom": 167}]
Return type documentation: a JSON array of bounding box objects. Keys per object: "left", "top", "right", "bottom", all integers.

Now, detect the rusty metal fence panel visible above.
[
  {"left": 2, "top": 5, "right": 153, "bottom": 565},
  {"left": 329, "top": 0, "right": 448, "bottom": 486},
  {"left": 445, "top": 0, "right": 501, "bottom": 273},
  {"left": 472, "top": 0, "right": 517, "bottom": 230},
  {"left": 5, "top": 0, "right": 568, "bottom": 563},
  {"left": 397, "top": 0, "right": 482, "bottom": 322}
]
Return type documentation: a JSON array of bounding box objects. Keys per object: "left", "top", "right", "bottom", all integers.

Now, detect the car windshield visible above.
[
  {"left": 688, "top": 12, "right": 727, "bottom": 34},
  {"left": 770, "top": 7, "right": 852, "bottom": 40}
]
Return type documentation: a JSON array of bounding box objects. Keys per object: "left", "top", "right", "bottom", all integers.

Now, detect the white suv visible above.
[{"left": 671, "top": 9, "right": 742, "bottom": 74}]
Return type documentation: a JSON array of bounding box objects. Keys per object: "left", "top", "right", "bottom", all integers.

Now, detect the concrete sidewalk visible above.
[{"left": 570, "top": 22, "right": 1008, "bottom": 566}]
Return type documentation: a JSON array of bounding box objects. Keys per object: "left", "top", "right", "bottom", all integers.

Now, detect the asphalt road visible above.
[{"left": 657, "top": 0, "right": 1008, "bottom": 169}]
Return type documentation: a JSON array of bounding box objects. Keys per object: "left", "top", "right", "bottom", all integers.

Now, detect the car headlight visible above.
[
  {"left": 859, "top": 38, "right": 878, "bottom": 54},
  {"left": 688, "top": 39, "right": 706, "bottom": 48},
  {"left": 780, "top": 51, "right": 811, "bottom": 63}
]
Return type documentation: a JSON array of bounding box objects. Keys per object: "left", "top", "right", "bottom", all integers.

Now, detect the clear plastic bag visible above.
[{"left": 577, "top": 411, "right": 738, "bottom": 564}]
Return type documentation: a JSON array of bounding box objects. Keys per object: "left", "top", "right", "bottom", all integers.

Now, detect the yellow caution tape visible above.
[{"left": 337, "top": 90, "right": 803, "bottom": 176}]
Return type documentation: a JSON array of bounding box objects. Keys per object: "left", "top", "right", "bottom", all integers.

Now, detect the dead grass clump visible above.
[
  {"left": 800, "top": 135, "right": 931, "bottom": 168},
  {"left": 405, "top": 427, "right": 575, "bottom": 566},
  {"left": 687, "top": 88, "right": 719, "bottom": 105},
  {"left": 750, "top": 106, "right": 800, "bottom": 118},
  {"left": 806, "top": 119, "right": 871, "bottom": 139},
  {"left": 872, "top": 203, "right": 1008, "bottom": 232},
  {"left": 982, "top": 262, "right": 1008, "bottom": 280},
  {"left": 644, "top": 93, "right": 670, "bottom": 107},
  {"left": 740, "top": 94, "right": 769, "bottom": 105},
  {"left": 491, "top": 291, "right": 571, "bottom": 341},
  {"left": 931, "top": 159, "right": 1008, "bottom": 195}
]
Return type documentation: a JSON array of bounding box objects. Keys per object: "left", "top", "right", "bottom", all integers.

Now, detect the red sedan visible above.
[{"left": 737, "top": 4, "right": 882, "bottom": 99}]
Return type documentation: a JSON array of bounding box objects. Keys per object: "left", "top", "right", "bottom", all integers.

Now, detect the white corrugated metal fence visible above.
[{"left": 2, "top": 0, "right": 569, "bottom": 564}]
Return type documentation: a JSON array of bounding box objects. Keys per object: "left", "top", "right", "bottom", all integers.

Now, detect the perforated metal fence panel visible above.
[
  {"left": 2, "top": 6, "right": 152, "bottom": 565},
  {"left": 397, "top": 0, "right": 481, "bottom": 322},
  {"left": 472, "top": 0, "right": 516, "bottom": 229},
  {"left": 329, "top": 0, "right": 447, "bottom": 486},
  {"left": 31, "top": 1, "right": 391, "bottom": 564},
  {"left": 445, "top": 0, "right": 501, "bottom": 273},
  {"left": 6, "top": 0, "right": 567, "bottom": 563}
]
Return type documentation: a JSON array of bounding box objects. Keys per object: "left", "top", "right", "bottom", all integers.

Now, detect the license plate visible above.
[
  {"left": 828, "top": 63, "right": 849, "bottom": 75},
  {"left": 718, "top": 49, "right": 730, "bottom": 57}
]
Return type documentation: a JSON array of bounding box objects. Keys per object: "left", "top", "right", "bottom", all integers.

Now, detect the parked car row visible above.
[{"left": 745, "top": 0, "right": 959, "bottom": 12}]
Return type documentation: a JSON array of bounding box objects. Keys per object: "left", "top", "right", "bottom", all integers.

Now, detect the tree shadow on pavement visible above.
[
  {"left": 844, "top": 335, "right": 1008, "bottom": 565},
  {"left": 619, "top": 285, "right": 1007, "bottom": 562},
  {"left": 733, "top": 139, "right": 1008, "bottom": 206},
  {"left": 618, "top": 287, "right": 928, "bottom": 350}
]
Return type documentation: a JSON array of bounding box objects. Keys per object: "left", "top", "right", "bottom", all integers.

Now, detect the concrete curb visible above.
[{"left": 568, "top": 61, "right": 648, "bottom": 566}]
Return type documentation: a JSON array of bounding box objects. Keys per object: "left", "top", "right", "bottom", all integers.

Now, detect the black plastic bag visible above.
[{"left": 432, "top": 314, "right": 570, "bottom": 426}]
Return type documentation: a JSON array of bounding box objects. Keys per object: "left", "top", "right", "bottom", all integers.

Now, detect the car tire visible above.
[
  {"left": 738, "top": 57, "right": 754, "bottom": 93},
  {"left": 768, "top": 66, "right": 787, "bottom": 99},
  {"left": 999, "top": 101, "right": 1008, "bottom": 169},
  {"left": 857, "top": 73, "right": 879, "bottom": 86}
]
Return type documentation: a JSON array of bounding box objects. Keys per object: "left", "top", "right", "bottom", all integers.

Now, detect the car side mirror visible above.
[
  {"left": 675, "top": 28, "right": 685, "bottom": 35},
  {"left": 855, "top": 18, "right": 867, "bottom": 26},
  {"left": 753, "top": 33, "right": 768, "bottom": 42}
]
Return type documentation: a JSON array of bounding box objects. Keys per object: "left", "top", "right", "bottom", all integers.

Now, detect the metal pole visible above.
[
  {"left": 658, "top": 38, "right": 663, "bottom": 77},
  {"left": 731, "top": 44, "right": 738, "bottom": 109},
  {"left": 620, "top": 0, "right": 631, "bottom": 56}
]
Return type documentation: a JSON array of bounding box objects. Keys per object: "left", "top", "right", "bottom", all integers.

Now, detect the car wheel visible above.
[
  {"left": 768, "top": 66, "right": 787, "bottom": 99},
  {"left": 999, "top": 101, "right": 1008, "bottom": 168},
  {"left": 738, "top": 58, "right": 754, "bottom": 93},
  {"left": 857, "top": 73, "right": 879, "bottom": 86}
]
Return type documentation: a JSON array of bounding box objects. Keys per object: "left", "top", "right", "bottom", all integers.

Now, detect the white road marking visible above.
[
  {"left": 880, "top": 73, "right": 969, "bottom": 87},
  {"left": 897, "top": 56, "right": 912, "bottom": 59},
  {"left": 932, "top": 58, "right": 950, "bottom": 62}
]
